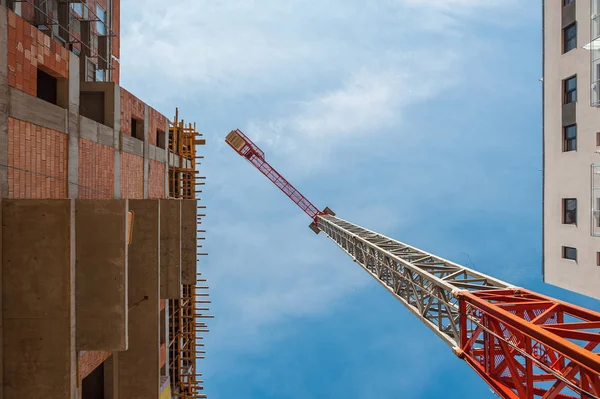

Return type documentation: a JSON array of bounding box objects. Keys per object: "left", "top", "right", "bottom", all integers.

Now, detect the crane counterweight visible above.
[{"left": 225, "top": 129, "right": 600, "bottom": 399}]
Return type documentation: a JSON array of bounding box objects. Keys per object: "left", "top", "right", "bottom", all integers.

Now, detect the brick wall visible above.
[
  {"left": 148, "top": 107, "right": 167, "bottom": 147},
  {"left": 78, "top": 139, "right": 115, "bottom": 199},
  {"left": 7, "top": 118, "right": 67, "bottom": 198},
  {"left": 149, "top": 160, "right": 166, "bottom": 199},
  {"left": 120, "top": 88, "right": 145, "bottom": 136},
  {"left": 79, "top": 351, "right": 112, "bottom": 379},
  {"left": 120, "top": 152, "right": 144, "bottom": 199},
  {"left": 7, "top": 10, "right": 69, "bottom": 97}
]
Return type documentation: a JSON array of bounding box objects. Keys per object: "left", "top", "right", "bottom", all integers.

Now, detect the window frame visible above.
[
  {"left": 564, "top": 23, "right": 577, "bottom": 53},
  {"left": 70, "top": 3, "right": 83, "bottom": 16},
  {"left": 563, "top": 75, "right": 577, "bottom": 104},
  {"left": 562, "top": 246, "right": 577, "bottom": 261},
  {"left": 563, "top": 124, "right": 577, "bottom": 152},
  {"left": 96, "top": 5, "right": 107, "bottom": 36},
  {"left": 562, "top": 198, "right": 577, "bottom": 225}
]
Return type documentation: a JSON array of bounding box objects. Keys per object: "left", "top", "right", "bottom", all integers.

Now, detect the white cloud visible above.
[{"left": 244, "top": 51, "right": 459, "bottom": 171}]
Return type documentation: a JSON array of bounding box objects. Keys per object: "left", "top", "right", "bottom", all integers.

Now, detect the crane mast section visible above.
[{"left": 317, "top": 214, "right": 511, "bottom": 347}]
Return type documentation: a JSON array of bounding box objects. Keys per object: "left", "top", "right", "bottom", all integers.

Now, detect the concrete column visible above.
[
  {"left": 103, "top": 355, "right": 119, "bottom": 399},
  {"left": 164, "top": 119, "right": 169, "bottom": 197},
  {"left": 181, "top": 199, "right": 197, "bottom": 285},
  {"left": 113, "top": 84, "right": 121, "bottom": 198},
  {"left": 117, "top": 200, "right": 160, "bottom": 399},
  {"left": 76, "top": 200, "right": 128, "bottom": 351},
  {"left": 143, "top": 105, "right": 149, "bottom": 199},
  {"left": 160, "top": 199, "right": 181, "bottom": 298},
  {"left": 2, "top": 200, "right": 77, "bottom": 399},
  {"left": 0, "top": 8, "right": 9, "bottom": 199},
  {"left": 67, "top": 53, "right": 80, "bottom": 198}
]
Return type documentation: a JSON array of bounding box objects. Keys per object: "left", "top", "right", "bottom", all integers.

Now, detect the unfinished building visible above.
[{"left": 0, "top": 0, "right": 209, "bottom": 398}]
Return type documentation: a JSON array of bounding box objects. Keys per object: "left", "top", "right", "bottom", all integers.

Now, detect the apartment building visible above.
[
  {"left": 543, "top": 0, "right": 600, "bottom": 300},
  {"left": 0, "top": 0, "right": 208, "bottom": 398}
]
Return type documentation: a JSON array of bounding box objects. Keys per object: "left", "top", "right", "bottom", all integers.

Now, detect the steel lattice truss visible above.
[{"left": 318, "top": 215, "right": 510, "bottom": 347}]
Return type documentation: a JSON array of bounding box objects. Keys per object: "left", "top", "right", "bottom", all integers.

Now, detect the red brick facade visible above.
[
  {"left": 7, "top": 10, "right": 69, "bottom": 97},
  {"left": 120, "top": 88, "right": 145, "bottom": 137},
  {"left": 149, "top": 160, "right": 165, "bottom": 199},
  {"left": 120, "top": 152, "right": 144, "bottom": 199},
  {"left": 78, "top": 139, "right": 115, "bottom": 199},
  {"left": 7, "top": 118, "right": 67, "bottom": 198}
]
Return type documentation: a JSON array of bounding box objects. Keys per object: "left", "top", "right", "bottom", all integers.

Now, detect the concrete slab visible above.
[
  {"left": 121, "top": 134, "right": 143, "bottom": 157},
  {"left": 9, "top": 87, "right": 68, "bottom": 133},
  {"left": 2, "top": 200, "right": 76, "bottom": 399},
  {"left": 160, "top": 200, "right": 181, "bottom": 298},
  {"left": 181, "top": 200, "right": 197, "bottom": 285},
  {"left": 76, "top": 200, "right": 128, "bottom": 351},
  {"left": 116, "top": 200, "right": 160, "bottom": 399}
]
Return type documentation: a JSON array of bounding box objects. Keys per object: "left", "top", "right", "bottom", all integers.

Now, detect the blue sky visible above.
[{"left": 120, "top": 1, "right": 600, "bottom": 398}]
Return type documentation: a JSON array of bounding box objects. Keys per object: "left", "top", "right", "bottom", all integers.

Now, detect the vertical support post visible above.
[
  {"left": 67, "top": 53, "right": 80, "bottom": 198},
  {"left": 0, "top": 7, "right": 8, "bottom": 199},
  {"left": 143, "top": 105, "right": 149, "bottom": 199},
  {"left": 113, "top": 84, "right": 121, "bottom": 198}
]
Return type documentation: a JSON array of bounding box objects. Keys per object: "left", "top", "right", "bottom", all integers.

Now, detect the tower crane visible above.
[{"left": 225, "top": 129, "right": 600, "bottom": 399}]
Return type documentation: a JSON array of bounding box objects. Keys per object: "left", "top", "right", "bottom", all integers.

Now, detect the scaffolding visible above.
[{"left": 168, "top": 109, "right": 210, "bottom": 398}]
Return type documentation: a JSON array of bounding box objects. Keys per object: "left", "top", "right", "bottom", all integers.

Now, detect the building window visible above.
[
  {"left": 563, "top": 125, "right": 577, "bottom": 151},
  {"left": 597, "top": 252, "right": 600, "bottom": 266},
  {"left": 564, "top": 0, "right": 574, "bottom": 5},
  {"left": 564, "top": 76, "right": 577, "bottom": 104},
  {"left": 70, "top": 3, "right": 83, "bottom": 16},
  {"left": 564, "top": 23, "right": 577, "bottom": 53},
  {"left": 596, "top": 132, "right": 600, "bottom": 147},
  {"left": 563, "top": 198, "right": 577, "bottom": 224},
  {"left": 562, "top": 246, "right": 577, "bottom": 261},
  {"left": 95, "top": 69, "right": 105, "bottom": 82},
  {"left": 96, "top": 5, "right": 107, "bottom": 36}
]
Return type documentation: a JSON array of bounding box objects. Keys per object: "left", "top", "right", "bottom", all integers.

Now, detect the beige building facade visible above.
[{"left": 544, "top": 0, "right": 600, "bottom": 299}]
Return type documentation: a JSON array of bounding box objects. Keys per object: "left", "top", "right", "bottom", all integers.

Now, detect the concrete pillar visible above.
[
  {"left": 181, "top": 199, "right": 197, "bottom": 285},
  {"left": 76, "top": 200, "right": 128, "bottom": 351},
  {"left": 2, "top": 200, "right": 77, "bottom": 399},
  {"left": 164, "top": 119, "right": 169, "bottom": 197},
  {"left": 117, "top": 200, "right": 160, "bottom": 399},
  {"left": 113, "top": 84, "right": 121, "bottom": 198},
  {"left": 143, "top": 105, "right": 149, "bottom": 199},
  {"left": 160, "top": 199, "right": 181, "bottom": 298},
  {"left": 0, "top": 8, "right": 9, "bottom": 199},
  {"left": 103, "top": 355, "right": 119, "bottom": 399},
  {"left": 67, "top": 53, "right": 80, "bottom": 198}
]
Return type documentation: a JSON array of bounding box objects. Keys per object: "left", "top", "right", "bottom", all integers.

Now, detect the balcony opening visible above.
[
  {"left": 37, "top": 68, "right": 58, "bottom": 105},
  {"left": 131, "top": 118, "right": 144, "bottom": 140},
  {"left": 80, "top": 92, "right": 106, "bottom": 125},
  {"left": 157, "top": 129, "right": 166, "bottom": 149}
]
